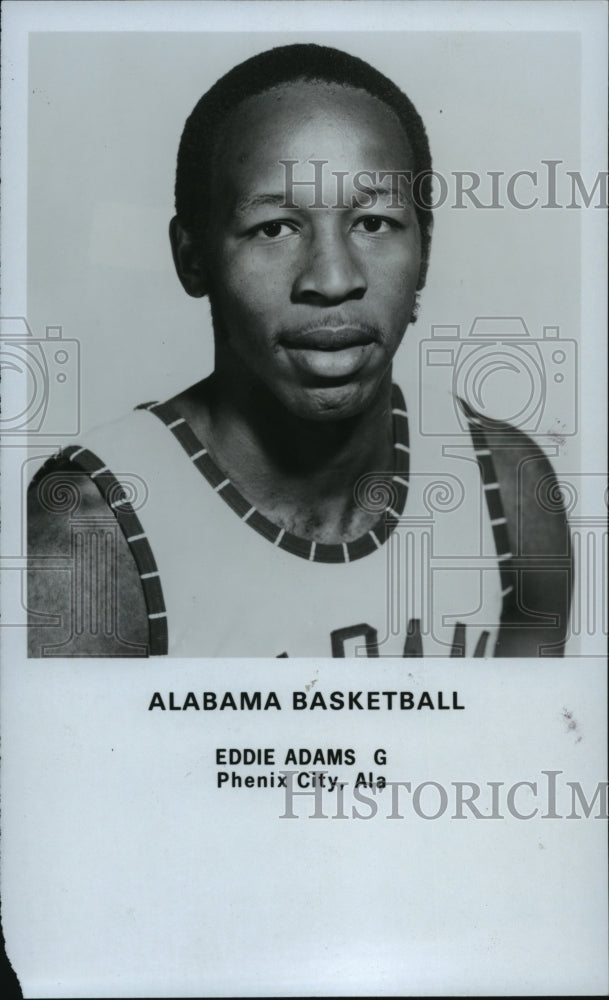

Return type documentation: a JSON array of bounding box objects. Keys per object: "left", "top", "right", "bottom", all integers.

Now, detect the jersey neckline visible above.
[{"left": 137, "top": 384, "right": 410, "bottom": 564}]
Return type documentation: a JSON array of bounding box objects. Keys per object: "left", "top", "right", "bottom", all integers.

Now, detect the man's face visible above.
[{"left": 205, "top": 81, "right": 422, "bottom": 421}]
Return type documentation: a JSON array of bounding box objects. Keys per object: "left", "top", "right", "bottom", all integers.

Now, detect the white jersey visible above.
[{"left": 55, "top": 380, "right": 511, "bottom": 658}]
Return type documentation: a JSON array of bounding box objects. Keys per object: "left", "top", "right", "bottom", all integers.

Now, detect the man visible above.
[{"left": 27, "top": 43, "right": 571, "bottom": 658}]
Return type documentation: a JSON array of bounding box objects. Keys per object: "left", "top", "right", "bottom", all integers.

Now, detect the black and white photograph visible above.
[
  {"left": 1, "top": 1, "right": 607, "bottom": 996},
  {"left": 16, "top": 12, "right": 605, "bottom": 660}
]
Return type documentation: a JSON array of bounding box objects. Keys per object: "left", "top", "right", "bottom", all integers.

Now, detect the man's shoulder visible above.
[
  {"left": 27, "top": 405, "right": 161, "bottom": 658},
  {"left": 29, "top": 398, "right": 181, "bottom": 499},
  {"left": 459, "top": 406, "right": 569, "bottom": 557},
  {"left": 458, "top": 407, "right": 572, "bottom": 656}
]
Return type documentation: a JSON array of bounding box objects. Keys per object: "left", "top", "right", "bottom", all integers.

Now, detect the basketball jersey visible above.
[{"left": 48, "top": 380, "right": 512, "bottom": 657}]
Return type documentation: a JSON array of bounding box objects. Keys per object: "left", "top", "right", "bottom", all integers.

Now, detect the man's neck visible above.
[{"left": 170, "top": 370, "right": 395, "bottom": 543}]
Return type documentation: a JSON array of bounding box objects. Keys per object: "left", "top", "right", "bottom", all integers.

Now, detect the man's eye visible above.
[
  {"left": 255, "top": 221, "right": 296, "bottom": 239},
  {"left": 354, "top": 216, "right": 393, "bottom": 234}
]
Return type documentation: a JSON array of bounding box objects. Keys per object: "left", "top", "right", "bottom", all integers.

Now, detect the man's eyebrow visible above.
[
  {"left": 233, "top": 180, "right": 413, "bottom": 217},
  {"left": 356, "top": 179, "right": 413, "bottom": 202},
  {"left": 369, "top": 182, "right": 393, "bottom": 196},
  {"left": 233, "top": 193, "right": 290, "bottom": 217},
  {"left": 358, "top": 182, "right": 394, "bottom": 203}
]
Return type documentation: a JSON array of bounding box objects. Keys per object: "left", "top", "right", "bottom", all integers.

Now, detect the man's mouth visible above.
[
  {"left": 280, "top": 325, "right": 377, "bottom": 351},
  {"left": 279, "top": 326, "right": 378, "bottom": 380}
]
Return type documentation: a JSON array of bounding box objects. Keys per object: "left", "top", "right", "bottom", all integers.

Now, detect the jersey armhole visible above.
[{"left": 52, "top": 444, "right": 169, "bottom": 655}]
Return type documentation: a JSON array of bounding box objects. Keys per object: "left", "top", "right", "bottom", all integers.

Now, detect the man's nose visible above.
[{"left": 292, "top": 231, "right": 367, "bottom": 304}]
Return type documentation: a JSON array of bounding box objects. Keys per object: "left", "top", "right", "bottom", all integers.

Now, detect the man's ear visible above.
[
  {"left": 416, "top": 255, "right": 429, "bottom": 292},
  {"left": 169, "top": 216, "right": 209, "bottom": 298},
  {"left": 416, "top": 219, "right": 433, "bottom": 292}
]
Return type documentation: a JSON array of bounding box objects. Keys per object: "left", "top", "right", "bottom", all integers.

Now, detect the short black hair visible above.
[{"left": 175, "top": 43, "right": 433, "bottom": 277}]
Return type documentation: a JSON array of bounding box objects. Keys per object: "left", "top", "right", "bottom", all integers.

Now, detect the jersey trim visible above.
[
  {"left": 59, "top": 445, "right": 169, "bottom": 655},
  {"left": 461, "top": 402, "right": 516, "bottom": 607},
  {"left": 137, "top": 385, "right": 411, "bottom": 565},
  {"left": 31, "top": 389, "right": 510, "bottom": 657}
]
